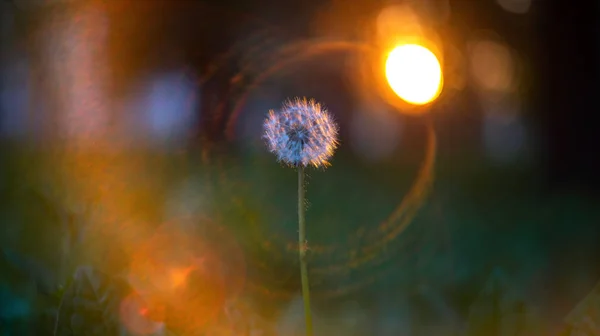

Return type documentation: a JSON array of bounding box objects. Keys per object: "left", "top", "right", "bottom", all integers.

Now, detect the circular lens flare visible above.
[{"left": 385, "top": 44, "right": 443, "bottom": 105}]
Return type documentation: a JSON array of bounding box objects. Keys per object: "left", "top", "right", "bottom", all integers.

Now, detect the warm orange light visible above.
[
  {"left": 385, "top": 44, "right": 443, "bottom": 105},
  {"left": 169, "top": 265, "right": 195, "bottom": 289}
]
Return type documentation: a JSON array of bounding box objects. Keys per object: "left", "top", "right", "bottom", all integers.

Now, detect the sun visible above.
[{"left": 385, "top": 44, "right": 443, "bottom": 105}]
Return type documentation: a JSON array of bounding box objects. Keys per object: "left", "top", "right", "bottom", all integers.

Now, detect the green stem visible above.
[{"left": 298, "top": 165, "right": 313, "bottom": 336}]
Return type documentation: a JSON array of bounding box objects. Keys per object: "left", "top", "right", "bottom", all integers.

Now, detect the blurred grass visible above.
[{"left": 1, "top": 142, "right": 599, "bottom": 333}]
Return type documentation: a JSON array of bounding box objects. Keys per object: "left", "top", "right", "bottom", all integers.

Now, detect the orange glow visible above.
[
  {"left": 376, "top": 5, "right": 423, "bottom": 45},
  {"left": 168, "top": 265, "right": 196, "bottom": 289},
  {"left": 385, "top": 44, "right": 443, "bottom": 105},
  {"left": 120, "top": 292, "right": 165, "bottom": 336},
  {"left": 126, "top": 219, "right": 245, "bottom": 333}
]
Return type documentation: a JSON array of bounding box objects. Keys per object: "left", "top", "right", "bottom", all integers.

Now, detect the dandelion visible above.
[
  {"left": 263, "top": 97, "right": 339, "bottom": 336},
  {"left": 263, "top": 98, "right": 338, "bottom": 168}
]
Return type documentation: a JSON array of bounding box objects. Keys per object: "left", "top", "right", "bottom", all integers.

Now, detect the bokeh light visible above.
[
  {"left": 119, "top": 292, "right": 165, "bottom": 336},
  {"left": 0, "top": 58, "right": 30, "bottom": 139},
  {"left": 385, "top": 44, "right": 443, "bottom": 105},
  {"left": 468, "top": 38, "right": 517, "bottom": 95},
  {"left": 467, "top": 35, "right": 529, "bottom": 165},
  {"left": 141, "top": 71, "right": 199, "bottom": 146},
  {"left": 120, "top": 70, "right": 199, "bottom": 148},
  {"left": 126, "top": 219, "right": 245, "bottom": 333},
  {"left": 44, "top": 3, "right": 110, "bottom": 143},
  {"left": 376, "top": 4, "right": 424, "bottom": 44}
]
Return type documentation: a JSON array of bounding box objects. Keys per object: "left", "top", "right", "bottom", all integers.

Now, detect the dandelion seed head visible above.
[{"left": 263, "top": 97, "right": 339, "bottom": 168}]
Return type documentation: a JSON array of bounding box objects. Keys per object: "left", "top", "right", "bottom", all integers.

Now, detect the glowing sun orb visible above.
[{"left": 385, "top": 44, "right": 443, "bottom": 105}]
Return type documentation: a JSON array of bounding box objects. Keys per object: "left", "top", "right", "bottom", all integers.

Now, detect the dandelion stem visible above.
[{"left": 298, "top": 165, "right": 313, "bottom": 336}]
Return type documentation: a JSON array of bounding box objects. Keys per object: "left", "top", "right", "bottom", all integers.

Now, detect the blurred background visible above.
[{"left": 0, "top": 0, "right": 599, "bottom": 335}]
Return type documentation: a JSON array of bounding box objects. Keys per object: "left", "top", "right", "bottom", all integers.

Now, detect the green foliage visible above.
[
  {"left": 54, "top": 266, "right": 131, "bottom": 336},
  {"left": 1, "top": 146, "right": 600, "bottom": 334},
  {"left": 465, "top": 268, "right": 545, "bottom": 336}
]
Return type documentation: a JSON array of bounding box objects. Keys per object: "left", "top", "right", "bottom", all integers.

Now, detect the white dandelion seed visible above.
[{"left": 263, "top": 97, "right": 339, "bottom": 168}]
